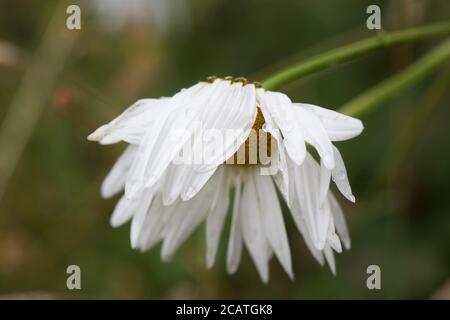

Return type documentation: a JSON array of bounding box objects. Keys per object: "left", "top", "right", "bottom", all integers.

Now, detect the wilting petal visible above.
[
  {"left": 88, "top": 98, "right": 169, "bottom": 145},
  {"left": 297, "top": 103, "right": 363, "bottom": 141},
  {"left": 323, "top": 244, "right": 336, "bottom": 275},
  {"left": 290, "top": 155, "right": 329, "bottom": 250},
  {"left": 254, "top": 172, "right": 293, "bottom": 279},
  {"left": 110, "top": 194, "right": 138, "bottom": 228},
  {"left": 198, "top": 82, "right": 257, "bottom": 170},
  {"left": 329, "top": 192, "right": 351, "bottom": 250},
  {"left": 291, "top": 105, "right": 335, "bottom": 169},
  {"left": 124, "top": 82, "right": 215, "bottom": 198},
  {"left": 101, "top": 144, "right": 137, "bottom": 198},
  {"left": 259, "top": 90, "right": 306, "bottom": 166},
  {"left": 206, "top": 167, "right": 231, "bottom": 268},
  {"left": 226, "top": 174, "right": 244, "bottom": 274},
  {"left": 289, "top": 199, "right": 325, "bottom": 266},
  {"left": 331, "top": 145, "right": 355, "bottom": 203},
  {"left": 135, "top": 196, "right": 167, "bottom": 251},
  {"left": 160, "top": 168, "right": 220, "bottom": 262},
  {"left": 240, "top": 170, "right": 269, "bottom": 283},
  {"left": 129, "top": 187, "right": 158, "bottom": 248}
]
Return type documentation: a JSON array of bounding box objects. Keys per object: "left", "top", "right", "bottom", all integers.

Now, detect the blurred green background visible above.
[{"left": 0, "top": 0, "right": 449, "bottom": 299}]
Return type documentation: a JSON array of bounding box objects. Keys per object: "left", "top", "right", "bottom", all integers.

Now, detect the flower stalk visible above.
[
  {"left": 339, "top": 38, "right": 450, "bottom": 117},
  {"left": 262, "top": 21, "right": 450, "bottom": 91}
]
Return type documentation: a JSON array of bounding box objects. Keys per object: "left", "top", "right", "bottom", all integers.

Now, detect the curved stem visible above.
[
  {"left": 262, "top": 21, "right": 450, "bottom": 91},
  {"left": 339, "top": 38, "right": 450, "bottom": 117}
]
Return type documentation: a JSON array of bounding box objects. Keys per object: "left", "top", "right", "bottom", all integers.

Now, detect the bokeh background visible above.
[{"left": 0, "top": 0, "right": 449, "bottom": 299}]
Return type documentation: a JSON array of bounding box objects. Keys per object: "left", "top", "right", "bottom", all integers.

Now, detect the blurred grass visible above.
[{"left": 0, "top": 0, "right": 449, "bottom": 299}]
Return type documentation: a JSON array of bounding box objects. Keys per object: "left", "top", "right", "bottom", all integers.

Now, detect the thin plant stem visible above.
[
  {"left": 339, "top": 38, "right": 450, "bottom": 117},
  {"left": 262, "top": 21, "right": 450, "bottom": 91}
]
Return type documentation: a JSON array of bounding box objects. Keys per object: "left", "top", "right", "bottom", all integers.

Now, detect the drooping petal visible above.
[
  {"left": 297, "top": 103, "right": 363, "bottom": 141},
  {"left": 291, "top": 104, "right": 335, "bottom": 169},
  {"left": 326, "top": 214, "right": 343, "bottom": 253},
  {"left": 331, "top": 145, "right": 355, "bottom": 203},
  {"left": 315, "top": 189, "right": 332, "bottom": 252},
  {"left": 226, "top": 173, "right": 244, "bottom": 274},
  {"left": 129, "top": 187, "right": 158, "bottom": 248},
  {"left": 181, "top": 166, "right": 218, "bottom": 201},
  {"left": 290, "top": 155, "right": 322, "bottom": 249},
  {"left": 240, "top": 170, "right": 269, "bottom": 283},
  {"left": 141, "top": 80, "right": 231, "bottom": 192},
  {"left": 318, "top": 159, "right": 332, "bottom": 205},
  {"left": 258, "top": 90, "right": 306, "bottom": 166},
  {"left": 206, "top": 167, "right": 231, "bottom": 268},
  {"left": 123, "top": 104, "right": 178, "bottom": 198},
  {"left": 110, "top": 194, "right": 138, "bottom": 228},
  {"left": 160, "top": 167, "right": 221, "bottom": 262},
  {"left": 197, "top": 82, "right": 257, "bottom": 171},
  {"left": 160, "top": 163, "right": 193, "bottom": 205},
  {"left": 135, "top": 195, "right": 167, "bottom": 251},
  {"left": 254, "top": 172, "right": 293, "bottom": 279},
  {"left": 258, "top": 99, "right": 291, "bottom": 204},
  {"left": 123, "top": 82, "right": 214, "bottom": 198},
  {"left": 289, "top": 199, "right": 325, "bottom": 266},
  {"left": 101, "top": 144, "right": 137, "bottom": 199},
  {"left": 329, "top": 192, "right": 351, "bottom": 250},
  {"left": 323, "top": 244, "right": 336, "bottom": 275},
  {"left": 88, "top": 98, "right": 170, "bottom": 145}
]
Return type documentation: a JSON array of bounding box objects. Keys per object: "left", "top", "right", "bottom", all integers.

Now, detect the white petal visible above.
[
  {"left": 181, "top": 166, "right": 218, "bottom": 201},
  {"left": 110, "top": 194, "right": 137, "bottom": 228},
  {"left": 240, "top": 170, "right": 269, "bottom": 283},
  {"left": 254, "top": 172, "right": 293, "bottom": 279},
  {"left": 326, "top": 214, "right": 342, "bottom": 253},
  {"left": 258, "top": 103, "right": 291, "bottom": 204},
  {"left": 161, "top": 163, "right": 192, "bottom": 205},
  {"left": 297, "top": 103, "right": 364, "bottom": 141},
  {"left": 291, "top": 105, "right": 335, "bottom": 169},
  {"left": 316, "top": 190, "right": 332, "bottom": 252},
  {"left": 124, "top": 82, "right": 214, "bottom": 198},
  {"left": 160, "top": 170, "right": 219, "bottom": 262},
  {"left": 161, "top": 83, "right": 257, "bottom": 203},
  {"left": 259, "top": 90, "right": 306, "bottom": 166},
  {"left": 101, "top": 144, "right": 137, "bottom": 198},
  {"left": 323, "top": 244, "right": 336, "bottom": 275},
  {"left": 319, "top": 159, "right": 331, "bottom": 205},
  {"left": 198, "top": 82, "right": 257, "bottom": 170},
  {"left": 290, "top": 155, "right": 321, "bottom": 249},
  {"left": 136, "top": 195, "right": 167, "bottom": 251},
  {"left": 143, "top": 81, "right": 231, "bottom": 190},
  {"left": 124, "top": 106, "right": 175, "bottom": 198},
  {"left": 129, "top": 188, "right": 157, "bottom": 248},
  {"left": 206, "top": 167, "right": 231, "bottom": 268},
  {"left": 88, "top": 98, "right": 169, "bottom": 145},
  {"left": 331, "top": 145, "right": 355, "bottom": 203},
  {"left": 226, "top": 173, "right": 244, "bottom": 274},
  {"left": 329, "top": 192, "right": 351, "bottom": 250},
  {"left": 289, "top": 199, "right": 324, "bottom": 266}
]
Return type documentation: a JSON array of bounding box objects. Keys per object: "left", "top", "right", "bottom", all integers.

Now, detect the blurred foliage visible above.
[{"left": 0, "top": 0, "right": 449, "bottom": 299}]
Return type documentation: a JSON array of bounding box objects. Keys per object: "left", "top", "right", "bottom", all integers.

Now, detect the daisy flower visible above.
[{"left": 88, "top": 76, "right": 363, "bottom": 283}]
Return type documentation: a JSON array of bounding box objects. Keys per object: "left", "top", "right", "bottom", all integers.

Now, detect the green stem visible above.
[
  {"left": 339, "top": 38, "right": 450, "bottom": 117},
  {"left": 262, "top": 21, "right": 450, "bottom": 91}
]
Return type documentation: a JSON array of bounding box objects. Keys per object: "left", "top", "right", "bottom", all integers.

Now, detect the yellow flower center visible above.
[{"left": 225, "top": 107, "right": 273, "bottom": 166}]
